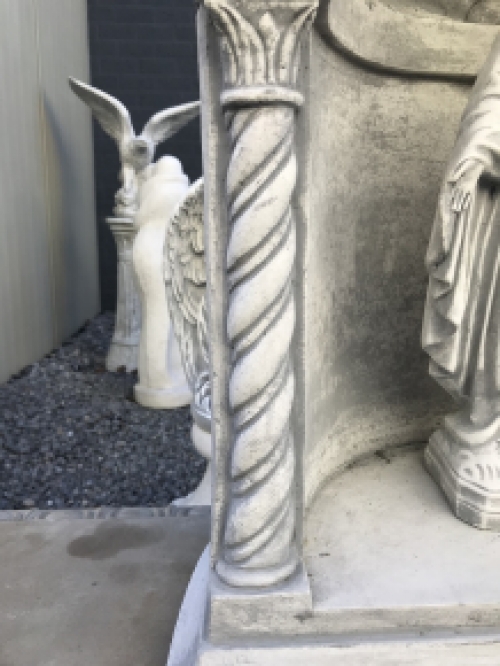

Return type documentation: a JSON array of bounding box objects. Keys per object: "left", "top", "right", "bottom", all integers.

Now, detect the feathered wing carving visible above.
[
  {"left": 165, "top": 178, "right": 208, "bottom": 388},
  {"left": 141, "top": 101, "right": 200, "bottom": 146},
  {"left": 68, "top": 77, "right": 135, "bottom": 145}
]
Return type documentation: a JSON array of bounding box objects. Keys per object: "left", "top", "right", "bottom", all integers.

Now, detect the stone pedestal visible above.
[
  {"left": 105, "top": 217, "right": 141, "bottom": 372},
  {"left": 169, "top": 449, "right": 500, "bottom": 666},
  {"left": 167, "top": 1, "right": 500, "bottom": 665}
]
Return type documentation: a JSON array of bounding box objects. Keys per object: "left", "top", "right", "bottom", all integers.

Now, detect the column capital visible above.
[{"left": 203, "top": 0, "right": 318, "bottom": 105}]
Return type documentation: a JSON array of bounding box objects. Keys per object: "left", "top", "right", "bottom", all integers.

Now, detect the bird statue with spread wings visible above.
[
  {"left": 68, "top": 77, "right": 200, "bottom": 218},
  {"left": 165, "top": 178, "right": 212, "bottom": 506}
]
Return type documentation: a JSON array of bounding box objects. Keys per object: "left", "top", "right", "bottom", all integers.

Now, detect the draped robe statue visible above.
[{"left": 423, "top": 36, "right": 500, "bottom": 530}]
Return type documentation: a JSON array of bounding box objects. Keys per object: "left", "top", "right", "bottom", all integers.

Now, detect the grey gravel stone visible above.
[{"left": 0, "top": 314, "right": 205, "bottom": 510}]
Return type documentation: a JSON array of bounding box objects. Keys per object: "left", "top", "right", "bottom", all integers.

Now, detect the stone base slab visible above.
[
  {"left": 194, "top": 635, "right": 500, "bottom": 666},
  {"left": 168, "top": 545, "right": 500, "bottom": 666},
  {"left": 168, "top": 449, "right": 500, "bottom": 665}
]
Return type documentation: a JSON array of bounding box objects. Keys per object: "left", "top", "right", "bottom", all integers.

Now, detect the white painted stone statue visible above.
[
  {"left": 69, "top": 78, "right": 199, "bottom": 374},
  {"left": 423, "top": 36, "right": 500, "bottom": 531},
  {"left": 167, "top": 2, "right": 500, "bottom": 666},
  {"left": 68, "top": 78, "right": 199, "bottom": 218},
  {"left": 133, "top": 156, "right": 194, "bottom": 409},
  {"left": 165, "top": 179, "right": 212, "bottom": 506}
]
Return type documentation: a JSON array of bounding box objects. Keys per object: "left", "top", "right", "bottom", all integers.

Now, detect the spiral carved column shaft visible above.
[
  {"left": 204, "top": 0, "right": 318, "bottom": 588},
  {"left": 221, "top": 104, "right": 298, "bottom": 585}
]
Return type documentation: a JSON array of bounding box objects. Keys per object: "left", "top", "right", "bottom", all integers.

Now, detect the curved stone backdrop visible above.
[
  {"left": 316, "top": 0, "right": 499, "bottom": 81},
  {"left": 304, "top": 2, "right": 500, "bottom": 507}
]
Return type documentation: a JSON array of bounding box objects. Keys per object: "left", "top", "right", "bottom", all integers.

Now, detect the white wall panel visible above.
[
  {"left": 0, "top": 0, "right": 99, "bottom": 383},
  {"left": 36, "top": 0, "right": 99, "bottom": 343},
  {"left": 0, "top": 0, "right": 54, "bottom": 381}
]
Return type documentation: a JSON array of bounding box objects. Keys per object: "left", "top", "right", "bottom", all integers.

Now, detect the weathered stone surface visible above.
[
  {"left": 317, "top": 0, "right": 499, "bottom": 80},
  {"left": 168, "top": 449, "right": 500, "bottom": 664},
  {"left": 303, "top": 30, "right": 459, "bottom": 504}
]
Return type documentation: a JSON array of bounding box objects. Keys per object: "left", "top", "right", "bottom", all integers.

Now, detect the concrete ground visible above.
[{"left": 0, "top": 511, "right": 209, "bottom": 666}]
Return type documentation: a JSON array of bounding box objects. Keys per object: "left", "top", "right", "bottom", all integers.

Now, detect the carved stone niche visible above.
[{"left": 167, "top": 2, "right": 500, "bottom": 665}]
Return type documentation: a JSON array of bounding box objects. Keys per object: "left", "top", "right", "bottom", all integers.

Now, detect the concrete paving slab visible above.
[{"left": 0, "top": 513, "right": 210, "bottom": 666}]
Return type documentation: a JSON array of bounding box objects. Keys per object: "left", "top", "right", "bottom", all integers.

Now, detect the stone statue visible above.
[
  {"left": 68, "top": 78, "right": 199, "bottom": 217},
  {"left": 423, "top": 35, "right": 500, "bottom": 530},
  {"left": 164, "top": 179, "right": 212, "bottom": 506},
  {"left": 69, "top": 78, "right": 200, "bottom": 375},
  {"left": 133, "top": 156, "right": 193, "bottom": 409}
]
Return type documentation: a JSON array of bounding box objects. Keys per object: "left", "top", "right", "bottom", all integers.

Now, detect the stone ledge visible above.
[
  {"left": 203, "top": 448, "right": 500, "bottom": 641},
  {"left": 0, "top": 505, "right": 210, "bottom": 522}
]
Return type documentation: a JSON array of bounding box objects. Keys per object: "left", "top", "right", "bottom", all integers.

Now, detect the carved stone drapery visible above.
[
  {"left": 203, "top": 0, "right": 318, "bottom": 588},
  {"left": 422, "top": 36, "right": 500, "bottom": 530}
]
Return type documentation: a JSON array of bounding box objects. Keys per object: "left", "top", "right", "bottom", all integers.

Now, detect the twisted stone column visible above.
[{"left": 204, "top": 0, "right": 318, "bottom": 588}]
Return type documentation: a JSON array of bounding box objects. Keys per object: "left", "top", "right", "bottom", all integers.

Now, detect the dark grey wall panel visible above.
[{"left": 87, "top": 0, "right": 202, "bottom": 311}]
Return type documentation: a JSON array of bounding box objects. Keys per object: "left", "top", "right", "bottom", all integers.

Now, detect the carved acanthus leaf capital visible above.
[{"left": 204, "top": 0, "right": 318, "bottom": 103}]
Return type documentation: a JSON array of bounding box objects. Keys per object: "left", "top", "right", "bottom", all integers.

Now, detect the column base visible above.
[
  {"left": 134, "top": 382, "right": 191, "bottom": 409},
  {"left": 215, "top": 546, "right": 301, "bottom": 589},
  {"left": 425, "top": 428, "right": 500, "bottom": 530},
  {"left": 105, "top": 340, "right": 139, "bottom": 373}
]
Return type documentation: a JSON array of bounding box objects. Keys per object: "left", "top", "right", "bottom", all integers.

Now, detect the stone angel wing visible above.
[
  {"left": 68, "top": 77, "right": 135, "bottom": 145},
  {"left": 165, "top": 178, "right": 208, "bottom": 388},
  {"left": 140, "top": 101, "right": 200, "bottom": 147}
]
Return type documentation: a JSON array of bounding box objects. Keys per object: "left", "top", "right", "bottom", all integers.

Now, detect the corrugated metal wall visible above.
[{"left": 0, "top": 0, "right": 99, "bottom": 384}]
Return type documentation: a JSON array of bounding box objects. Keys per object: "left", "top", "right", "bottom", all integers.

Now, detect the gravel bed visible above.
[{"left": 0, "top": 314, "right": 205, "bottom": 511}]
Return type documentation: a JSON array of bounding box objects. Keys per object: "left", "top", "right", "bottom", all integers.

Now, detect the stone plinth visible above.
[
  {"left": 169, "top": 449, "right": 500, "bottom": 664},
  {"left": 167, "top": 2, "right": 500, "bottom": 665},
  {"left": 105, "top": 217, "right": 140, "bottom": 372}
]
